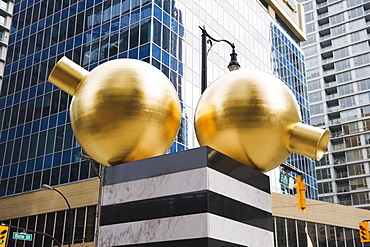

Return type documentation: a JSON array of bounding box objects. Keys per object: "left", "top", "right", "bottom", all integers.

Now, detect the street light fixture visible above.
[
  {"left": 41, "top": 184, "right": 72, "bottom": 247},
  {"left": 76, "top": 153, "right": 101, "bottom": 179},
  {"left": 200, "top": 26, "right": 240, "bottom": 93}
]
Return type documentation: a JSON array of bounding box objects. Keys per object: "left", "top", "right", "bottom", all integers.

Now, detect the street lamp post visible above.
[
  {"left": 200, "top": 26, "right": 241, "bottom": 93},
  {"left": 76, "top": 153, "right": 103, "bottom": 244},
  {"left": 42, "top": 184, "right": 72, "bottom": 247}
]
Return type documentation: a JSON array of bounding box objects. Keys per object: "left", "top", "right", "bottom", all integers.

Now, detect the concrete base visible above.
[{"left": 98, "top": 147, "right": 274, "bottom": 247}]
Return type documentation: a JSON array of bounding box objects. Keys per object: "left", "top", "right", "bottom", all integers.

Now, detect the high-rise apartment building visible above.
[
  {"left": 0, "top": 0, "right": 13, "bottom": 89},
  {"left": 300, "top": 0, "right": 370, "bottom": 209},
  {"left": 0, "top": 0, "right": 323, "bottom": 245}
]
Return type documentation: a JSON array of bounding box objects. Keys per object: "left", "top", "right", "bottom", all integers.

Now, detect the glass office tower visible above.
[
  {"left": 0, "top": 0, "right": 188, "bottom": 197},
  {"left": 301, "top": 0, "right": 370, "bottom": 209},
  {"left": 0, "top": 0, "right": 313, "bottom": 245},
  {"left": 0, "top": 0, "right": 13, "bottom": 97}
]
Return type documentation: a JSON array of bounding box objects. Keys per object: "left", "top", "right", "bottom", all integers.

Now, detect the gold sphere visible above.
[
  {"left": 195, "top": 70, "right": 329, "bottom": 173},
  {"left": 49, "top": 57, "right": 181, "bottom": 166}
]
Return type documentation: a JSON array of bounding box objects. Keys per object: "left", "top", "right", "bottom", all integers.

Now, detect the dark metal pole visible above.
[
  {"left": 76, "top": 153, "right": 102, "bottom": 243},
  {"left": 201, "top": 27, "right": 207, "bottom": 94},
  {"left": 52, "top": 188, "right": 72, "bottom": 247}
]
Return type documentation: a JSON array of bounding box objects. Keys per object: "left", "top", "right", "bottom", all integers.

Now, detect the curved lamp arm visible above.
[
  {"left": 42, "top": 184, "right": 72, "bottom": 247},
  {"left": 199, "top": 26, "right": 240, "bottom": 93}
]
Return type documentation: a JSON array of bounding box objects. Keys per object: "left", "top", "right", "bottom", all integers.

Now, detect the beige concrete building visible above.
[{"left": 1, "top": 180, "right": 369, "bottom": 246}]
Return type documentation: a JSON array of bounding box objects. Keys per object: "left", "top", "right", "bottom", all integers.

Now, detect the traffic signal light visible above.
[
  {"left": 293, "top": 175, "right": 306, "bottom": 212},
  {"left": 0, "top": 225, "right": 8, "bottom": 246},
  {"left": 359, "top": 222, "right": 370, "bottom": 242}
]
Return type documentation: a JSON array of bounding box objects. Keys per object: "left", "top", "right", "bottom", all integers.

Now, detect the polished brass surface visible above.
[
  {"left": 48, "top": 56, "right": 88, "bottom": 96},
  {"left": 289, "top": 123, "right": 329, "bottom": 160},
  {"left": 48, "top": 57, "right": 181, "bottom": 166},
  {"left": 195, "top": 70, "right": 329, "bottom": 173}
]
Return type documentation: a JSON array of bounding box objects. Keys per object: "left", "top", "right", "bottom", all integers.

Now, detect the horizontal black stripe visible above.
[
  {"left": 103, "top": 146, "right": 270, "bottom": 193},
  {"left": 100, "top": 190, "right": 273, "bottom": 232},
  {"left": 113, "top": 238, "right": 247, "bottom": 247}
]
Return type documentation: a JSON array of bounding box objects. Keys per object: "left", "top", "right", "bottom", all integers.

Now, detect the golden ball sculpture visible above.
[
  {"left": 48, "top": 57, "right": 181, "bottom": 166},
  {"left": 195, "top": 70, "right": 329, "bottom": 173}
]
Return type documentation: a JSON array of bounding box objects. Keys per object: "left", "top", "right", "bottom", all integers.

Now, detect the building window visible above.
[
  {"left": 0, "top": 205, "right": 96, "bottom": 246},
  {"left": 307, "top": 68, "right": 320, "bottom": 80},
  {"left": 0, "top": 14, "right": 5, "bottom": 26},
  {"left": 318, "top": 181, "right": 333, "bottom": 194},
  {"left": 309, "top": 91, "right": 322, "bottom": 103},
  {"left": 311, "top": 115, "right": 325, "bottom": 127},
  {"left": 338, "top": 83, "right": 354, "bottom": 96},
  {"left": 310, "top": 103, "right": 324, "bottom": 115},
  {"left": 352, "top": 192, "right": 369, "bottom": 205},
  {"left": 305, "top": 12, "right": 314, "bottom": 22},
  {"left": 344, "top": 136, "right": 361, "bottom": 148},
  {"left": 0, "top": 0, "right": 7, "bottom": 11},
  {"left": 306, "top": 22, "right": 316, "bottom": 34},
  {"left": 348, "top": 163, "right": 366, "bottom": 176},
  {"left": 317, "top": 168, "right": 331, "bottom": 180},
  {"left": 328, "top": 2, "right": 344, "bottom": 14},
  {"left": 274, "top": 217, "right": 361, "bottom": 246},
  {"left": 345, "top": 149, "right": 363, "bottom": 162},
  {"left": 350, "top": 177, "right": 367, "bottom": 190},
  {"left": 348, "top": 6, "right": 364, "bottom": 19}
]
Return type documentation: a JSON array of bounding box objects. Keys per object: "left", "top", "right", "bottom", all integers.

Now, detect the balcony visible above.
[
  {"left": 332, "top": 144, "right": 344, "bottom": 151},
  {"left": 330, "top": 130, "right": 343, "bottom": 137},
  {"left": 325, "top": 82, "right": 338, "bottom": 89},
  {"left": 334, "top": 158, "right": 346, "bottom": 164},
  {"left": 337, "top": 186, "right": 350, "bottom": 193},
  {"left": 336, "top": 171, "right": 348, "bottom": 178},
  {"left": 329, "top": 118, "right": 341, "bottom": 125},
  {"left": 320, "top": 33, "right": 332, "bottom": 41},
  {"left": 339, "top": 200, "right": 352, "bottom": 206},
  {"left": 323, "top": 62, "right": 334, "bottom": 70},
  {"left": 322, "top": 50, "right": 334, "bottom": 59},
  {"left": 326, "top": 92, "right": 339, "bottom": 99},
  {"left": 323, "top": 68, "right": 335, "bottom": 76},
  {"left": 322, "top": 58, "right": 334, "bottom": 65},
  {"left": 0, "top": 1, "right": 7, "bottom": 12},
  {"left": 321, "top": 45, "right": 334, "bottom": 52},
  {"left": 319, "top": 28, "right": 331, "bottom": 37},
  {"left": 317, "top": 6, "right": 328, "bottom": 15},
  {"left": 318, "top": 23, "right": 330, "bottom": 30},
  {"left": 317, "top": 2, "right": 327, "bottom": 8},
  {"left": 327, "top": 105, "right": 340, "bottom": 112}
]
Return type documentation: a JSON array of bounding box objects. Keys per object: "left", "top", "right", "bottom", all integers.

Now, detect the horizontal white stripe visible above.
[
  {"left": 98, "top": 213, "right": 273, "bottom": 247},
  {"left": 208, "top": 168, "right": 272, "bottom": 212},
  {"left": 101, "top": 167, "right": 271, "bottom": 213},
  {"left": 98, "top": 213, "right": 208, "bottom": 247},
  {"left": 101, "top": 168, "right": 208, "bottom": 206},
  {"left": 209, "top": 213, "right": 274, "bottom": 246}
]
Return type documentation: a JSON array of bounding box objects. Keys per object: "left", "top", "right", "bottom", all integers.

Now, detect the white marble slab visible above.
[
  {"left": 98, "top": 213, "right": 208, "bottom": 247},
  {"left": 209, "top": 213, "right": 275, "bottom": 247},
  {"left": 208, "top": 168, "right": 272, "bottom": 212},
  {"left": 101, "top": 168, "right": 208, "bottom": 206},
  {"left": 102, "top": 167, "right": 272, "bottom": 213},
  {"left": 98, "top": 213, "right": 273, "bottom": 247}
]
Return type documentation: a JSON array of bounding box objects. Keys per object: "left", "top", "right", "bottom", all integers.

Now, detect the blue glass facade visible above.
[
  {"left": 271, "top": 24, "right": 318, "bottom": 200},
  {"left": 0, "top": 0, "right": 187, "bottom": 197}
]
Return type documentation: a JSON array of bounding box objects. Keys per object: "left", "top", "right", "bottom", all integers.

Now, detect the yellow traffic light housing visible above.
[
  {"left": 0, "top": 225, "right": 9, "bottom": 246},
  {"left": 359, "top": 222, "right": 370, "bottom": 242},
  {"left": 293, "top": 175, "right": 306, "bottom": 212}
]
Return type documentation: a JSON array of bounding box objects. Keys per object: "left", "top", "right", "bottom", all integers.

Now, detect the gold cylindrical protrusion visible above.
[
  {"left": 288, "top": 123, "right": 329, "bottom": 160},
  {"left": 48, "top": 56, "right": 88, "bottom": 96}
]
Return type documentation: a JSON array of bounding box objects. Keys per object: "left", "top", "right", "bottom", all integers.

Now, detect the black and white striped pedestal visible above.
[{"left": 98, "top": 147, "right": 274, "bottom": 247}]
